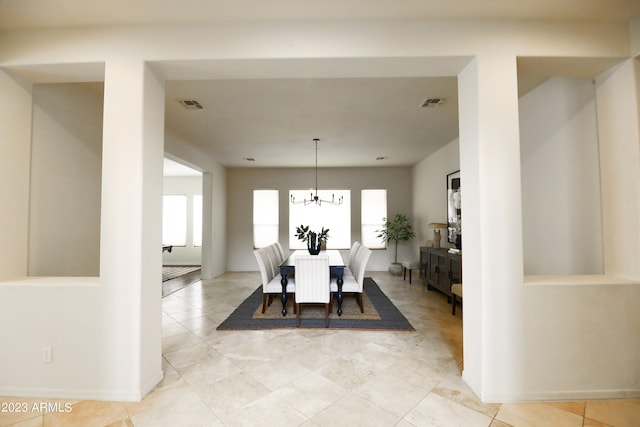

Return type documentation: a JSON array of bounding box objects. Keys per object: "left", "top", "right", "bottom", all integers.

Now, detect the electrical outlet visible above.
[{"left": 42, "top": 347, "right": 52, "bottom": 363}]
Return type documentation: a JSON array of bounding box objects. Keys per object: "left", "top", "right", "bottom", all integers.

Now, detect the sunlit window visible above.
[
  {"left": 193, "top": 195, "right": 202, "bottom": 247},
  {"left": 289, "top": 190, "right": 351, "bottom": 250},
  {"left": 253, "top": 190, "right": 279, "bottom": 248},
  {"left": 163, "top": 195, "right": 187, "bottom": 246},
  {"left": 362, "top": 189, "right": 387, "bottom": 249}
]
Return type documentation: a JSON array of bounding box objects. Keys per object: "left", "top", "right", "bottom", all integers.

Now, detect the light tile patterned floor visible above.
[{"left": 1, "top": 271, "right": 639, "bottom": 426}]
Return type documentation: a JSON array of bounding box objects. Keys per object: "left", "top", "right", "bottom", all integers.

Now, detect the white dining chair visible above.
[
  {"left": 264, "top": 244, "right": 282, "bottom": 277},
  {"left": 332, "top": 246, "right": 371, "bottom": 313},
  {"left": 347, "top": 241, "right": 361, "bottom": 275},
  {"left": 254, "top": 248, "right": 295, "bottom": 314},
  {"left": 294, "top": 254, "right": 331, "bottom": 327},
  {"left": 274, "top": 242, "right": 287, "bottom": 263}
]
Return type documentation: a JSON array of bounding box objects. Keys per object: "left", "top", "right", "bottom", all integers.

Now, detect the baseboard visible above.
[
  {"left": 480, "top": 388, "right": 640, "bottom": 403},
  {"left": 141, "top": 369, "right": 164, "bottom": 399},
  {"left": 0, "top": 370, "right": 164, "bottom": 402}
]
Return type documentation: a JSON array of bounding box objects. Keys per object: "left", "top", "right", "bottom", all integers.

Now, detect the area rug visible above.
[
  {"left": 162, "top": 266, "right": 201, "bottom": 282},
  {"left": 162, "top": 266, "right": 201, "bottom": 298},
  {"left": 217, "top": 278, "right": 414, "bottom": 330}
]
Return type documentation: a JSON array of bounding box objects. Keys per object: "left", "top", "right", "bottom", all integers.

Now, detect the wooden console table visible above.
[{"left": 419, "top": 247, "right": 462, "bottom": 300}]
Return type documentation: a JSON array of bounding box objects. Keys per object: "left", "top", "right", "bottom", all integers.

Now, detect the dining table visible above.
[{"left": 278, "top": 250, "right": 346, "bottom": 317}]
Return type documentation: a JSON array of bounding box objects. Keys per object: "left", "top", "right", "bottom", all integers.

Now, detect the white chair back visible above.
[
  {"left": 294, "top": 255, "right": 330, "bottom": 304},
  {"left": 254, "top": 248, "right": 273, "bottom": 287},
  {"left": 352, "top": 247, "right": 372, "bottom": 292},
  {"left": 264, "top": 244, "right": 281, "bottom": 276},
  {"left": 274, "top": 242, "right": 287, "bottom": 262},
  {"left": 349, "top": 241, "right": 362, "bottom": 272}
]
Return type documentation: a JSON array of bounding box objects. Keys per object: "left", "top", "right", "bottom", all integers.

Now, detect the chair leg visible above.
[
  {"left": 451, "top": 294, "right": 457, "bottom": 315},
  {"left": 403, "top": 267, "right": 407, "bottom": 281},
  {"left": 409, "top": 269, "right": 413, "bottom": 284},
  {"left": 296, "top": 303, "right": 301, "bottom": 327},
  {"left": 262, "top": 294, "right": 268, "bottom": 313},
  {"left": 358, "top": 293, "right": 364, "bottom": 313},
  {"left": 324, "top": 303, "right": 329, "bottom": 327}
]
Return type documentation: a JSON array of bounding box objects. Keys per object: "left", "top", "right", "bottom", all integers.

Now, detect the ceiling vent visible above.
[
  {"left": 178, "top": 99, "right": 204, "bottom": 110},
  {"left": 420, "top": 98, "right": 447, "bottom": 108}
]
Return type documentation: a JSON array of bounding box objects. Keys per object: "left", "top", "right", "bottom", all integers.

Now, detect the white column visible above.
[
  {"left": 596, "top": 58, "right": 640, "bottom": 280},
  {"left": 201, "top": 172, "right": 215, "bottom": 280},
  {"left": 0, "top": 71, "right": 32, "bottom": 280},
  {"left": 100, "top": 58, "right": 164, "bottom": 398},
  {"left": 458, "top": 53, "right": 525, "bottom": 401}
]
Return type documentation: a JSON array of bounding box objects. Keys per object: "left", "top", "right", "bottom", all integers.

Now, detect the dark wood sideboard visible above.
[{"left": 419, "top": 247, "right": 462, "bottom": 300}]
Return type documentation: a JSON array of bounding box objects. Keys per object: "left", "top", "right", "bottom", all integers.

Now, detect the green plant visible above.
[
  {"left": 294, "top": 225, "right": 330, "bottom": 248},
  {"left": 376, "top": 214, "right": 416, "bottom": 263}
]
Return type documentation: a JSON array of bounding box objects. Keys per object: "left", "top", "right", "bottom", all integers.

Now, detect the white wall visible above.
[
  {"left": 0, "top": 70, "right": 31, "bottom": 280},
  {"left": 0, "top": 61, "right": 167, "bottom": 401},
  {"left": 226, "top": 167, "right": 412, "bottom": 272},
  {"left": 164, "top": 132, "right": 227, "bottom": 279},
  {"left": 522, "top": 276, "right": 640, "bottom": 400},
  {"left": 596, "top": 59, "right": 640, "bottom": 280},
  {"left": 458, "top": 54, "right": 527, "bottom": 401},
  {"left": 0, "top": 14, "right": 637, "bottom": 402},
  {"left": 412, "top": 138, "right": 460, "bottom": 254},
  {"left": 162, "top": 175, "right": 203, "bottom": 266},
  {"left": 520, "top": 77, "right": 603, "bottom": 275},
  {"left": 631, "top": 17, "right": 640, "bottom": 57},
  {"left": 29, "top": 83, "right": 103, "bottom": 276},
  {"left": 514, "top": 63, "right": 640, "bottom": 400}
]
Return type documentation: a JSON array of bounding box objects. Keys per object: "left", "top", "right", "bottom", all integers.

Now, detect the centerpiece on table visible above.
[{"left": 294, "top": 225, "right": 330, "bottom": 255}]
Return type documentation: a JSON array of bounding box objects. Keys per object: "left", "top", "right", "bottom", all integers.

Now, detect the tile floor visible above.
[{"left": 1, "top": 271, "right": 639, "bottom": 426}]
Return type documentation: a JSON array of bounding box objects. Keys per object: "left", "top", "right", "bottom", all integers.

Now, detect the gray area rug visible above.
[
  {"left": 162, "top": 266, "right": 201, "bottom": 298},
  {"left": 162, "top": 266, "right": 200, "bottom": 282},
  {"left": 217, "top": 278, "right": 414, "bottom": 330}
]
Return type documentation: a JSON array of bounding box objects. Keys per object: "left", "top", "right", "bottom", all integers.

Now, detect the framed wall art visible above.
[{"left": 447, "top": 170, "right": 461, "bottom": 249}]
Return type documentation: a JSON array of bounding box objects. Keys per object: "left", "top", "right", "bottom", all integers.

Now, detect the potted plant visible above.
[
  {"left": 377, "top": 214, "right": 416, "bottom": 275},
  {"left": 295, "top": 225, "right": 330, "bottom": 255}
]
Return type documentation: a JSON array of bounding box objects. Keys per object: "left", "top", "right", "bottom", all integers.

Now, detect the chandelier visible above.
[{"left": 290, "top": 139, "right": 343, "bottom": 206}]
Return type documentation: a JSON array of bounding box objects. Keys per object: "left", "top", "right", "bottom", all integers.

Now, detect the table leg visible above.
[
  {"left": 336, "top": 274, "right": 344, "bottom": 316},
  {"left": 280, "top": 274, "right": 288, "bottom": 317}
]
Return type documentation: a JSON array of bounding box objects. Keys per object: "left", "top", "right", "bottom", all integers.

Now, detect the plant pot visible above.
[
  {"left": 308, "top": 242, "right": 322, "bottom": 255},
  {"left": 389, "top": 262, "right": 403, "bottom": 275}
]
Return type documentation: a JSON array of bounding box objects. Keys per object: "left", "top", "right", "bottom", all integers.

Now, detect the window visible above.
[
  {"left": 162, "top": 195, "right": 187, "bottom": 246},
  {"left": 362, "top": 189, "right": 387, "bottom": 249},
  {"left": 253, "top": 190, "right": 279, "bottom": 248},
  {"left": 193, "top": 195, "right": 202, "bottom": 247},
  {"left": 289, "top": 190, "right": 351, "bottom": 249}
]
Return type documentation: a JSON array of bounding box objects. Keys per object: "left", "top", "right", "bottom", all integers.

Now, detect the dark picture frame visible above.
[{"left": 447, "top": 170, "right": 461, "bottom": 248}]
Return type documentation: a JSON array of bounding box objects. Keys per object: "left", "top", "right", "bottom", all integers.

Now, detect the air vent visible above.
[
  {"left": 420, "top": 98, "right": 447, "bottom": 108},
  {"left": 178, "top": 99, "right": 204, "bottom": 110}
]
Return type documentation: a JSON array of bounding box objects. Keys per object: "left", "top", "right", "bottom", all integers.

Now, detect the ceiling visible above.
[
  {"left": 164, "top": 76, "right": 459, "bottom": 168},
  {"left": 0, "top": 0, "right": 635, "bottom": 30},
  {"left": 2, "top": 0, "right": 636, "bottom": 169}
]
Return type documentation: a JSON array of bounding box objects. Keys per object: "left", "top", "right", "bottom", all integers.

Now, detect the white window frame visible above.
[
  {"left": 361, "top": 189, "right": 387, "bottom": 249},
  {"left": 289, "top": 189, "right": 351, "bottom": 250},
  {"left": 162, "top": 194, "right": 188, "bottom": 246},
  {"left": 192, "top": 194, "right": 202, "bottom": 247},
  {"left": 253, "top": 190, "right": 279, "bottom": 248}
]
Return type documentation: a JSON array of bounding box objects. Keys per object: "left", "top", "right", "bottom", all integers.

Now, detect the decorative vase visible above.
[
  {"left": 307, "top": 241, "right": 321, "bottom": 255},
  {"left": 389, "top": 262, "right": 403, "bottom": 275},
  {"left": 433, "top": 229, "right": 442, "bottom": 249}
]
